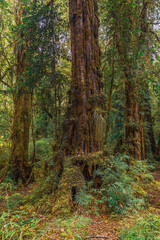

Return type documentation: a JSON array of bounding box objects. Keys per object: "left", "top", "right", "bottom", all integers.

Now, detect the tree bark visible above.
[
  {"left": 144, "top": 89, "right": 156, "bottom": 157},
  {"left": 114, "top": 0, "right": 153, "bottom": 160},
  {"left": 157, "top": 138, "right": 160, "bottom": 160},
  {"left": 63, "top": 0, "right": 105, "bottom": 155},
  {"left": 53, "top": 0, "right": 105, "bottom": 214},
  {"left": 125, "top": 78, "right": 142, "bottom": 160},
  {"left": 11, "top": 1, "right": 32, "bottom": 183},
  {"left": 11, "top": 92, "right": 32, "bottom": 183}
]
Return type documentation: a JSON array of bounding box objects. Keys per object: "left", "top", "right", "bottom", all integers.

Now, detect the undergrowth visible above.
[
  {"left": 0, "top": 146, "right": 158, "bottom": 239},
  {"left": 75, "top": 154, "right": 154, "bottom": 216},
  {"left": 120, "top": 213, "right": 160, "bottom": 240}
]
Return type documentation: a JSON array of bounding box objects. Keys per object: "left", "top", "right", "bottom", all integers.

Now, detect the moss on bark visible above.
[{"left": 52, "top": 152, "right": 105, "bottom": 215}]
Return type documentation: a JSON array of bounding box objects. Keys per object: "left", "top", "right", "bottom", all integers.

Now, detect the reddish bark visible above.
[{"left": 63, "top": 0, "right": 105, "bottom": 155}]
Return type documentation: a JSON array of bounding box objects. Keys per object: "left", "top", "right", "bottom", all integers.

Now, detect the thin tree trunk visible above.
[
  {"left": 157, "top": 138, "right": 160, "bottom": 160},
  {"left": 125, "top": 78, "right": 141, "bottom": 160},
  {"left": 105, "top": 37, "right": 115, "bottom": 142},
  {"left": 50, "top": 0, "right": 58, "bottom": 148}
]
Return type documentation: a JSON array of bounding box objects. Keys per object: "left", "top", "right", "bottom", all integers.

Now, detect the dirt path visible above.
[{"left": 86, "top": 215, "right": 121, "bottom": 240}]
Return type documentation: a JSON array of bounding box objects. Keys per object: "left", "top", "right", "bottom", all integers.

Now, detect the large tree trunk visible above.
[
  {"left": 63, "top": 0, "right": 105, "bottom": 155},
  {"left": 11, "top": 1, "right": 32, "bottom": 183},
  {"left": 53, "top": 0, "right": 105, "bottom": 214}
]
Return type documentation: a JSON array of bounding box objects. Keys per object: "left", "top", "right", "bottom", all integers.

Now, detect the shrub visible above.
[
  {"left": 120, "top": 213, "right": 160, "bottom": 240},
  {"left": 93, "top": 154, "right": 152, "bottom": 215}
]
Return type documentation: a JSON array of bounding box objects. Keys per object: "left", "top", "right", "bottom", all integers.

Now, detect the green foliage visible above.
[
  {"left": 92, "top": 154, "right": 153, "bottom": 215},
  {"left": 29, "top": 138, "right": 52, "bottom": 161},
  {"left": 120, "top": 213, "right": 160, "bottom": 240},
  {"left": 0, "top": 210, "right": 91, "bottom": 240},
  {"left": 8, "top": 193, "right": 25, "bottom": 209},
  {"left": 0, "top": 1, "right": 160, "bottom": 235},
  {"left": 53, "top": 215, "right": 91, "bottom": 240},
  {"left": 0, "top": 211, "right": 41, "bottom": 240},
  {"left": 0, "top": 180, "right": 16, "bottom": 192},
  {"left": 75, "top": 188, "right": 93, "bottom": 207}
]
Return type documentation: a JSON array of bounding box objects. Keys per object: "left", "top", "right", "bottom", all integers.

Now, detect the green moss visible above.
[
  {"left": 52, "top": 166, "right": 85, "bottom": 215},
  {"left": 88, "top": 0, "right": 92, "bottom": 13},
  {"left": 52, "top": 152, "right": 105, "bottom": 215}
]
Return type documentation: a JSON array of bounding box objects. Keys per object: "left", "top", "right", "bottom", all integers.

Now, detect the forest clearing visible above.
[{"left": 0, "top": 0, "right": 160, "bottom": 239}]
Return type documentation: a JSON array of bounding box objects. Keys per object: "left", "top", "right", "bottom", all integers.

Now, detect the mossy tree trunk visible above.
[
  {"left": 11, "top": 1, "right": 32, "bottom": 183},
  {"left": 115, "top": 24, "right": 142, "bottom": 160},
  {"left": 63, "top": 0, "right": 105, "bottom": 155},
  {"left": 115, "top": 0, "right": 153, "bottom": 160},
  {"left": 125, "top": 78, "right": 142, "bottom": 160},
  {"left": 53, "top": 0, "right": 105, "bottom": 214},
  {"left": 12, "top": 92, "right": 32, "bottom": 183}
]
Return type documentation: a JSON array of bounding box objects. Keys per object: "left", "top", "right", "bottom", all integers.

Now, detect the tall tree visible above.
[
  {"left": 63, "top": 0, "right": 105, "bottom": 155},
  {"left": 52, "top": 0, "right": 105, "bottom": 214},
  {"left": 11, "top": 0, "right": 32, "bottom": 183},
  {"left": 101, "top": 0, "right": 157, "bottom": 160}
]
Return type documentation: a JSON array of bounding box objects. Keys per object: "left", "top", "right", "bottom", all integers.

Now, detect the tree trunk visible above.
[
  {"left": 125, "top": 79, "right": 142, "bottom": 160},
  {"left": 116, "top": 37, "right": 142, "bottom": 160},
  {"left": 114, "top": 0, "right": 151, "bottom": 160},
  {"left": 53, "top": 0, "right": 105, "bottom": 214},
  {"left": 11, "top": 1, "right": 32, "bottom": 183},
  {"left": 11, "top": 92, "right": 32, "bottom": 183},
  {"left": 105, "top": 37, "right": 115, "bottom": 142},
  {"left": 63, "top": 0, "right": 105, "bottom": 155},
  {"left": 144, "top": 89, "right": 156, "bottom": 157},
  {"left": 157, "top": 138, "right": 160, "bottom": 160}
]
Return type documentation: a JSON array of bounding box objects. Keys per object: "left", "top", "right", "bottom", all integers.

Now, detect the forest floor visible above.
[
  {"left": 0, "top": 166, "right": 160, "bottom": 239},
  {"left": 82, "top": 167, "right": 160, "bottom": 240}
]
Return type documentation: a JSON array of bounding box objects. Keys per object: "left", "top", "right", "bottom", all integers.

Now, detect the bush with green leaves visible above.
[
  {"left": 92, "top": 154, "right": 153, "bottom": 215},
  {"left": 8, "top": 193, "right": 25, "bottom": 209},
  {"left": 120, "top": 213, "right": 160, "bottom": 240}
]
